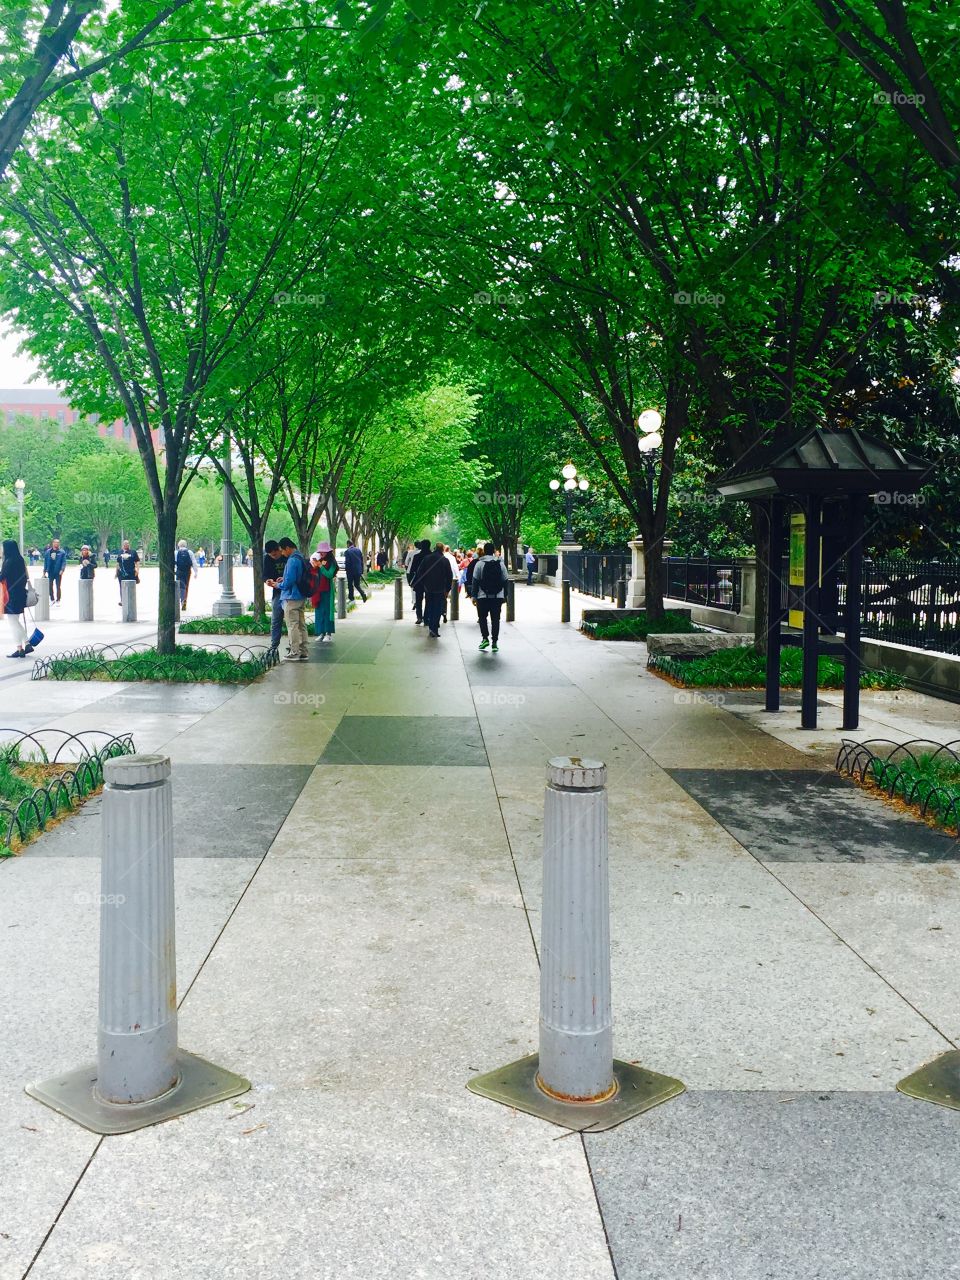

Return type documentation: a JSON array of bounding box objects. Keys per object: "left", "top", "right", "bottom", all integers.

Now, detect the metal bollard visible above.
[
  {"left": 616, "top": 579, "right": 627, "bottom": 610},
  {"left": 394, "top": 577, "right": 403, "bottom": 619},
  {"left": 506, "top": 579, "right": 515, "bottom": 622},
  {"left": 449, "top": 585, "right": 459, "bottom": 621},
  {"left": 79, "top": 577, "right": 94, "bottom": 621},
  {"left": 337, "top": 576, "right": 347, "bottom": 620},
  {"left": 26, "top": 755, "right": 250, "bottom": 1134},
  {"left": 467, "top": 756, "right": 684, "bottom": 1131},
  {"left": 561, "top": 580, "right": 571, "bottom": 624},
  {"left": 34, "top": 576, "right": 50, "bottom": 622},
  {"left": 121, "top": 578, "right": 137, "bottom": 622}
]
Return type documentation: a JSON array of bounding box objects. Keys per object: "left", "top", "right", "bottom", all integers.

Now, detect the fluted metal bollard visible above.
[
  {"left": 121, "top": 578, "right": 137, "bottom": 622},
  {"left": 506, "top": 579, "right": 515, "bottom": 622},
  {"left": 26, "top": 755, "right": 250, "bottom": 1134},
  {"left": 561, "top": 580, "right": 571, "bottom": 624},
  {"left": 79, "top": 577, "right": 94, "bottom": 621},
  {"left": 467, "top": 756, "right": 684, "bottom": 1131},
  {"left": 337, "top": 576, "right": 347, "bottom": 620},
  {"left": 394, "top": 577, "right": 403, "bottom": 619},
  {"left": 449, "top": 586, "right": 459, "bottom": 621},
  {"left": 34, "top": 576, "right": 49, "bottom": 622}
]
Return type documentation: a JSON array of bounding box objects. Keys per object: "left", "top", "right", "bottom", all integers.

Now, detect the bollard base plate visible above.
[
  {"left": 26, "top": 1049, "right": 250, "bottom": 1135},
  {"left": 467, "top": 1053, "right": 684, "bottom": 1132},
  {"left": 897, "top": 1050, "right": 960, "bottom": 1110}
]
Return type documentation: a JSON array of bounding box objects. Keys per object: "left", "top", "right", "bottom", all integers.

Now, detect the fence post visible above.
[
  {"left": 337, "top": 576, "right": 347, "bottom": 620},
  {"left": 78, "top": 577, "right": 94, "bottom": 622},
  {"left": 506, "top": 579, "right": 515, "bottom": 622},
  {"left": 121, "top": 578, "right": 137, "bottom": 623},
  {"left": 561, "top": 580, "right": 571, "bottom": 624},
  {"left": 467, "top": 756, "right": 684, "bottom": 1131},
  {"left": 26, "top": 755, "right": 249, "bottom": 1133},
  {"left": 34, "top": 576, "right": 50, "bottom": 622},
  {"left": 394, "top": 576, "right": 403, "bottom": 619},
  {"left": 449, "top": 585, "right": 459, "bottom": 621}
]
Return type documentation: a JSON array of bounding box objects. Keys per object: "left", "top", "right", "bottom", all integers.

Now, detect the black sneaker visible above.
[{"left": 7, "top": 650, "right": 24, "bottom": 658}]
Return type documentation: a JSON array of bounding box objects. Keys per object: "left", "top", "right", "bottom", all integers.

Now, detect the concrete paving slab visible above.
[
  {"left": 670, "top": 768, "right": 959, "bottom": 863},
  {"left": 586, "top": 1090, "right": 960, "bottom": 1280},
  {"left": 319, "top": 715, "right": 487, "bottom": 767}
]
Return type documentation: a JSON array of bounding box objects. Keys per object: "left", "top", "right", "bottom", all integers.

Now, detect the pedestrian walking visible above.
[
  {"left": 415, "top": 542, "right": 453, "bottom": 638},
  {"left": 376, "top": 547, "right": 387, "bottom": 573},
  {"left": 175, "top": 539, "right": 199, "bottom": 608},
  {"left": 115, "top": 539, "right": 139, "bottom": 604},
  {"left": 263, "top": 539, "right": 285, "bottom": 650},
  {"left": 278, "top": 537, "right": 310, "bottom": 661},
  {"left": 407, "top": 538, "right": 431, "bottom": 625},
  {"left": 469, "top": 541, "right": 509, "bottom": 652},
  {"left": 197, "top": 547, "right": 206, "bottom": 568},
  {"left": 43, "top": 538, "right": 66, "bottom": 604},
  {"left": 1, "top": 540, "right": 31, "bottom": 658},
  {"left": 524, "top": 545, "right": 537, "bottom": 585},
  {"left": 343, "top": 540, "right": 367, "bottom": 602}
]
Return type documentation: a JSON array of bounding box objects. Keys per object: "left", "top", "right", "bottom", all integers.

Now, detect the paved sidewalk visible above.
[{"left": 2, "top": 583, "right": 960, "bottom": 1279}]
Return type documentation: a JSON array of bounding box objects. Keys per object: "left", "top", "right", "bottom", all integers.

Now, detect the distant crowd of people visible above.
[{"left": 404, "top": 541, "right": 538, "bottom": 649}]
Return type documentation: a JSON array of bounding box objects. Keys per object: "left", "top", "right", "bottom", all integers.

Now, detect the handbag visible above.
[{"left": 25, "top": 582, "right": 38, "bottom": 608}]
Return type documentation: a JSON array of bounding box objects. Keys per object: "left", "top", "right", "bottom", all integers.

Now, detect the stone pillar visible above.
[
  {"left": 625, "top": 538, "right": 645, "bottom": 608},
  {"left": 34, "top": 576, "right": 50, "bottom": 622},
  {"left": 79, "top": 578, "right": 94, "bottom": 621},
  {"left": 394, "top": 577, "right": 403, "bottom": 619},
  {"left": 737, "top": 557, "right": 757, "bottom": 621},
  {"left": 337, "top": 576, "right": 347, "bottom": 620},
  {"left": 121, "top": 578, "right": 137, "bottom": 623},
  {"left": 555, "top": 543, "right": 582, "bottom": 590}
]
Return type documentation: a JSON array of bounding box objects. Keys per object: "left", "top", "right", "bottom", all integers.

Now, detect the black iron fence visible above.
[
  {"left": 563, "top": 551, "right": 631, "bottom": 600},
  {"left": 665, "top": 556, "right": 742, "bottom": 612}
]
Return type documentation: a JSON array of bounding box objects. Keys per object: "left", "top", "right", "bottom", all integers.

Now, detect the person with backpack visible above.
[
  {"left": 43, "top": 538, "right": 66, "bottom": 604},
  {"left": 469, "top": 541, "right": 509, "bottom": 652},
  {"left": 407, "top": 538, "right": 431, "bottom": 625},
  {"left": 1, "top": 540, "right": 31, "bottom": 658},
  {"left": 175, "top": 539, "right": 199, "bottom": 608},
  {"left": 310, "top": 543, "right": 338, "bottom": 642},
  {"left": 278, "top": 537, "right": 310, "bottom": 661}
]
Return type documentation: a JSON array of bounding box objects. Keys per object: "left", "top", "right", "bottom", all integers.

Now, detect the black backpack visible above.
[
  {"left": 477, "top": 558, "right": 503, "bottom": 594},
  {"left": 175, "top": 549, "right": 192, "bottom": 577}
]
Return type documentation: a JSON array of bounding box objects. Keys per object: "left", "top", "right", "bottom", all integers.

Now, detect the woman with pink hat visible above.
[{"left": 311, "top": 542, "right": 338, "bottom": 642}]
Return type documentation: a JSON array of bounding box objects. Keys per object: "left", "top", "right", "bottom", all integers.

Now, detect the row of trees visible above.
[{"left": 0, "top": 1, "right": 958, "bottom": 648}]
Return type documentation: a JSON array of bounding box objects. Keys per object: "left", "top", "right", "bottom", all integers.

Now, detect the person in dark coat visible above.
[
  {"left": 343, "top": 541, "right": 367, "bottom": 602},
  {"left": 417, "top": 542, "right": 454, "bottom": 638},
  {"left": 43, "top": 539, "right": 66, "bottom": 603},
  {"left": 407, "top": 538, "right": 432, "bottom": 625},
  {"left": 1, "top": 540, "right": 30, "bottom": 657}
]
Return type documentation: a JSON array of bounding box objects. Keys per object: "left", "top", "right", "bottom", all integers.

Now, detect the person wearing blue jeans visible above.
[{"left": 262, "top": 540, "right": 285, "bottom": 650}]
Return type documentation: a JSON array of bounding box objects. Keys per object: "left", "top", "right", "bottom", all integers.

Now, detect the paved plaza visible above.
[{"left": 3, "top": 583, "right": 960, "bottom": 1278}]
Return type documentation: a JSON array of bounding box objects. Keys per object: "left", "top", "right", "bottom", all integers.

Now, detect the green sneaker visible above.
[
  {"left": 479, "top": 638, "right": 490, "bottom": 650},
  {"left": 491, "top": 643, "right": 499, "bottom": 652}
]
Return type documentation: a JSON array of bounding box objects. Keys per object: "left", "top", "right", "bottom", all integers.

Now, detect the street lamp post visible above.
[
  {"left": 14, "top": 478, "right": 25, "bottom": 553},
  {"left": 625, "top": 409, "right": 664, "bottom": 609},
  {"left": 212, "top": 433, "right": 242, "bottom": 618},
  {"left": 550, "top": 464, "right": 589, "bottom": 543}
]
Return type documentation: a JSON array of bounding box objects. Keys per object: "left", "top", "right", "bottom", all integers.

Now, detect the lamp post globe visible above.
[{"left": 561, "top": 463, "right": 578, "bottom": 480}]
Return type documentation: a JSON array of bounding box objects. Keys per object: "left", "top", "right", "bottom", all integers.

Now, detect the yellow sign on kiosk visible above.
[{"left": 788, "top": 513, "right": 805, "bottom": 628}]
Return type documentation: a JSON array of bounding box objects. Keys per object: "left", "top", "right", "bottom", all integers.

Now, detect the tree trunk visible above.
[
  {"left": 156, "top": 510, "right": 178, "bottom": 655},
  {"left": 251, "top": 525, "right": 266, "bottom": 616},
  {"left": 643, "top": 536, "right": 666, "bottom": 620}
]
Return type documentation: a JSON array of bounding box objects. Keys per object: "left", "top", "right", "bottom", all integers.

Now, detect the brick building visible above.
[{"left": 0, "top": 387, "right": 163, "bottom": 451}]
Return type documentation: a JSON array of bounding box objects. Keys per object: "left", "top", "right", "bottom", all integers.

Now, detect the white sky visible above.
[{"left": 0, "top": 326, "right": 44, "bottom": 388}]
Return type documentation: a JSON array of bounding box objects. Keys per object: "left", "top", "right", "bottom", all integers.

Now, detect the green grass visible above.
[
  {"left": 589, "top": 611, "right": 697, "bottom": 641},
  {"left": 47, "top": 645, "right": 269, "bottom": 684},
  {"left": 0, "top": 738, "right": 132, "bottom": 852},
  {"left": 366, "top": 568, "right": 402, "bottom": 581},
  {"left": 182, "top": 614, "right": 271, "bottom": 634},
  {"left": 653, "top": 645, "right": 904, "bottom": 690},
  {"left": 867, "top": 753, "right": 960, "bottom": 831}
]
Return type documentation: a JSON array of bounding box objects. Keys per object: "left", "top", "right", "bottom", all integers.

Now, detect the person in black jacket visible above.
[
  {"left": 469, "top": 541, "right": 509, "bottom": 651},
  {"left": 407, "top": 538, "right": 431, "bottom": 625},
  {"left": 262, "top": 540, "right": 285, "bottom": 650},
  {"left": 1, "top": 540, "right": 30, "bottom": 658},
  {"left": 343, "top": 541, "right": 367, "bottom": 602},
  {"left": 417, "top": 542, "right": 454, "bottom": 638}
]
